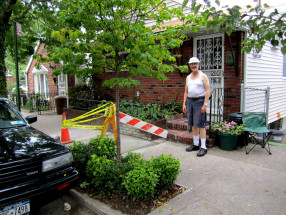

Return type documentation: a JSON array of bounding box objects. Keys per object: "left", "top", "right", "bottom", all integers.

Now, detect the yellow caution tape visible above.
[
  {"left": 104, "top": 105, "right": 116, "bottom": 122},
  {"left": 64, "top": 124, "right": 107, "bottom": 130},
  {"left": 62, "top": 102, "right": 116, "bottom": 131},
  {"left": 65, "top": 103, "right": 111, "bottom": 124}
]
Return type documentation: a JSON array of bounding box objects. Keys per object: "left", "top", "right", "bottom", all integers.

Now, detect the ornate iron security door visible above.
[
  {"left": 194, "top": 34, "right": 224, "bottom": 122},
  {"left": 194, "top": 34, "right": 224, "bottom": 90}
]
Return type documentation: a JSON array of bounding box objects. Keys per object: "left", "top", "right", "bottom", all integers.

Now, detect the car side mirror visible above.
[{"left": 26, "top": 115, "right": 37, "bottom": 124}]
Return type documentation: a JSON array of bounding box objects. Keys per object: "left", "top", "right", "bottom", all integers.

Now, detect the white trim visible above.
[
  {"left": 25, "top": 41, "right": 40, "bottom": 73},
  {"left": 33, "top": 74, "right": 38, "bottom": 93},
  {"left": 193, "top": 33, "right": 224, "bottom": 40},
  {"left": 32, "top": 64, "right": 49, "bottom": 74}
]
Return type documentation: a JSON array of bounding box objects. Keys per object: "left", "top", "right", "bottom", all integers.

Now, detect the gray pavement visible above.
[
  {"left": 22, "top": 110, "right": 286, "bottom": 215},
  {"left": 22, "top": 110, "right": 159, "bottom": 153}
]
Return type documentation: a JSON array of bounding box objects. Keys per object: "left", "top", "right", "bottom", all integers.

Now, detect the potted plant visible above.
[{"left": 210, "top": 121, "right": 244, "bottom": 150}]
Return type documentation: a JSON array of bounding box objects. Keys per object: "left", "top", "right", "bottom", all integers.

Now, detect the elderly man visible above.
[{"left": 183, "top": 57, "right": 210, "bottom": 157}]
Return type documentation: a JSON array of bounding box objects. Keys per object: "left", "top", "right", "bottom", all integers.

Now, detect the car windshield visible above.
[{"left": 0, "top": 100, "right": 27, "bottom": 129}]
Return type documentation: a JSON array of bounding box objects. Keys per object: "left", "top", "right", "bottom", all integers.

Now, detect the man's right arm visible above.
[{"left": 183, "top": 78, "right": 188, "bottom": 113}]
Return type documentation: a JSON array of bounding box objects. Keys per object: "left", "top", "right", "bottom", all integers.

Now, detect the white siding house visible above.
[
  {"left": 244, "top": 42, "right": 286, "bottom": 125},
  {"left": 243, "top": 3, "right": 286, "bottom": 128}
]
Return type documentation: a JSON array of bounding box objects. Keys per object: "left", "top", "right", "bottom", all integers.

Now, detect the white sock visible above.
[
  {"left": 193, "top": 135, "right": 199, "bottom": 146},
  {"left": 201, "top": 139, "right": 207, "bottom": 149}
]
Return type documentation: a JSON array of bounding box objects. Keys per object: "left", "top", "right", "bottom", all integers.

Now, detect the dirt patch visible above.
[{"left": 75, "top": 184, "right": 185, "bottom": 215}]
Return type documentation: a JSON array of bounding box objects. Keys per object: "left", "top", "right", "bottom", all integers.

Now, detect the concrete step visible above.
[
  {"left": 166, "top": 129, "right": 215, "bottom": 148},
  {"left": 167, "top": 118, "right": 210, "bottom": 134},
  {"left": 167, "top": 118, "right": 189, "bottom": 131}
]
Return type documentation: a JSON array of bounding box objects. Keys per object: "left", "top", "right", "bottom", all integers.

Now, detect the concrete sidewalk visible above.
[
  {"left": 22, "top": 110, "right": 286, "bottom": 215},
  {"left": 21, "top": 110, "right": 160, "bottom": 153}
]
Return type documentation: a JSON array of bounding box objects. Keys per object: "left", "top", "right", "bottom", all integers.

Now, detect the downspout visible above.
[
  {"left": 241, "top": 31, "right": 248, "bottom": 112},
  {"left": 243, "top": 32, "right": 248, "bottom": 87},
  {"left": 236, "top": 32, "right": 240, "bottom": 76}
]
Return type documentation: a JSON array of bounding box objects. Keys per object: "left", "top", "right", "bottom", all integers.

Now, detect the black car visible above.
[{"left": 0, "top": 98, "right": 79, "bottom": 214}]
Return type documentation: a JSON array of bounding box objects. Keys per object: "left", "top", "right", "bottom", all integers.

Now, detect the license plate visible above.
[{"left": 0, "top": 200, "right": 30, "bottom": 215}]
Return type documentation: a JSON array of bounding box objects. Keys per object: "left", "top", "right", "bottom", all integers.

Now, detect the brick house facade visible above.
[
  {"left": 92, "top": 31, "right": 244, "bottom": 117},
  {"left": 6, "top": 76, "right": 16, "bottom": 84},
  {"left": 26, "top": 43, "right": 75, "bottom": 96}
]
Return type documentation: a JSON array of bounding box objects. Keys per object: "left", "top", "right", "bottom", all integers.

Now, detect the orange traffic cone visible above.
[{"left": 61, "top": 112, "right": 74, "bottom": 144}]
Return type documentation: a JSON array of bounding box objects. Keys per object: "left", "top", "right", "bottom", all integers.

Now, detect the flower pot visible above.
[{"left": 218, "top": 133, "right": 238, "bottom": 151}]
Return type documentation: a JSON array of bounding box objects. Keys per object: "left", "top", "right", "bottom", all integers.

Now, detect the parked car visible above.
[{"left": 0, "top": 98, "right": 79, "bottom": 214}]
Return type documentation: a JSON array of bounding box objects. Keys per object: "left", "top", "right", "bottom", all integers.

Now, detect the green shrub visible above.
[
  {"left": 68, "top": 141, "right": 99, "bottom": 176},
  {"left": 122, "top": 162, "right": 159, "bottom": 200},
  {"left": 161, "top": 101, "right": 183, "bottom": 114},
  {"left": 72, "top": 149, "right": 181, "bottom": 201},
  {"left": 149, "top": 154, "right": 181, "bottom": 188},
  {"left": 68, "top": 137, "right": 116, "bottom": 176},
  {"left": 121, "top": 151, "right": 144, "bottom": 164},
  {"left": 23, "top": 100, "right": 33, "bottom": 111},
  {"left": 120, "top": 152, "right": 145, "bottom": 177},
  {"left": 86, "top": 155, "right": 123, "bottom": 194},
  {"left": 89, "top": 137, "right": 116, "bottom": 159},
  {"left": 85, "top": 152, "right": 146, "bottom": 195},
  {"left": 119, "top": 99, "right": 183, "bottom": 122}
]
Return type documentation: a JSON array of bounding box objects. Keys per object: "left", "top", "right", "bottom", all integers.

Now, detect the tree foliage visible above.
[
  {"left": 1, "top": 1, "right": 286, "bottom": 97},
  {"left": 46, "top": 0, "right": 186, "bottom": 85},
  {"left": 44, "top": 0, "right": 188, "bottom": 161},
  {"left": 1, "top": 0, "right": 286, "bottom": 160},
  {"left": 0, "top": 0, "right": 59, "bottom": 97},
  {"left": 180, "top": 0, "right": 286, "bottom": 54}
]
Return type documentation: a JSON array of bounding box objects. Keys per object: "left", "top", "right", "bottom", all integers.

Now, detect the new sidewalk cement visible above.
[{"left": 22, "top": 110, "right": 286, "bottom": 215}]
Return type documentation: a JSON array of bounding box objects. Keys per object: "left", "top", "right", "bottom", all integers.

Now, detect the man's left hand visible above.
[{"left": 201, "top": 105, "right": 207, "bottom": 113}]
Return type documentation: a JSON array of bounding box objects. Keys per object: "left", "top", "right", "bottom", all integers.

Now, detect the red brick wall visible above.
[
  {"left": 92, "top": 40, "right": 194, "bottom": 104},
  {"left": 92, "top": 32, "right": 244, "bottom": 113},
  {"left": 223, "top": 31, "right": 244, "bottom": 116},
  {"left": 93, "top": 68, "right": 188, "bottom": 104},
  {"left": 6, "top": 76, "right": 16, "bottom": 84}
]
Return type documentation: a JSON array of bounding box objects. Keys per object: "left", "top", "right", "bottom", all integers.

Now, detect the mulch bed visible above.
[{"left": 75, "top": 184, "right": 185, "bottom": 215}]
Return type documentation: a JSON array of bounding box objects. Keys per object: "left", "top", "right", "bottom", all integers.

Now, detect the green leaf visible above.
[
  {"left": 215, "top": 0, "right": 220, "bottom": 6},
  {"left": 194, "top": 5, "right": 202, "bottom": 15},
  {"left": 281, "top": 46, "right": 286, "bottom": 55},
  {"left": 182, "top": 0, "right": 188, "bottom": 9},
  {"left": 225, "top": 26, "right": 233, "bottom": 36}
]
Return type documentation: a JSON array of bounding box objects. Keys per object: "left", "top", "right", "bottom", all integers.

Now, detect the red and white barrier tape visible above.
[{"left": 119, "top": 112, "right": 168, "bottom": 138}]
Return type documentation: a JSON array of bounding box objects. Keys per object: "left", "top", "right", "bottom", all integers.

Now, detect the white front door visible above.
[{"left": 58, "top": 73, "right": 68, "bottom": 96}]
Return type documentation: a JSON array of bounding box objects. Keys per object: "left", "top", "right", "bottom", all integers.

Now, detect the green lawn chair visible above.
[{"left": 242, "top": 112, "right": 272, "bottom": 155}]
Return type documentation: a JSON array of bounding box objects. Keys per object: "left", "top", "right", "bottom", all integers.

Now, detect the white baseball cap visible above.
[{"left": 188, "top": 57, "right": 200, "bottom": 64}]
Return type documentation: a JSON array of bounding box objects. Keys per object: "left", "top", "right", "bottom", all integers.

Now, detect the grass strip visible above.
[{"left": 268, "top": 142, "right": 286, "bottom": 147}]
